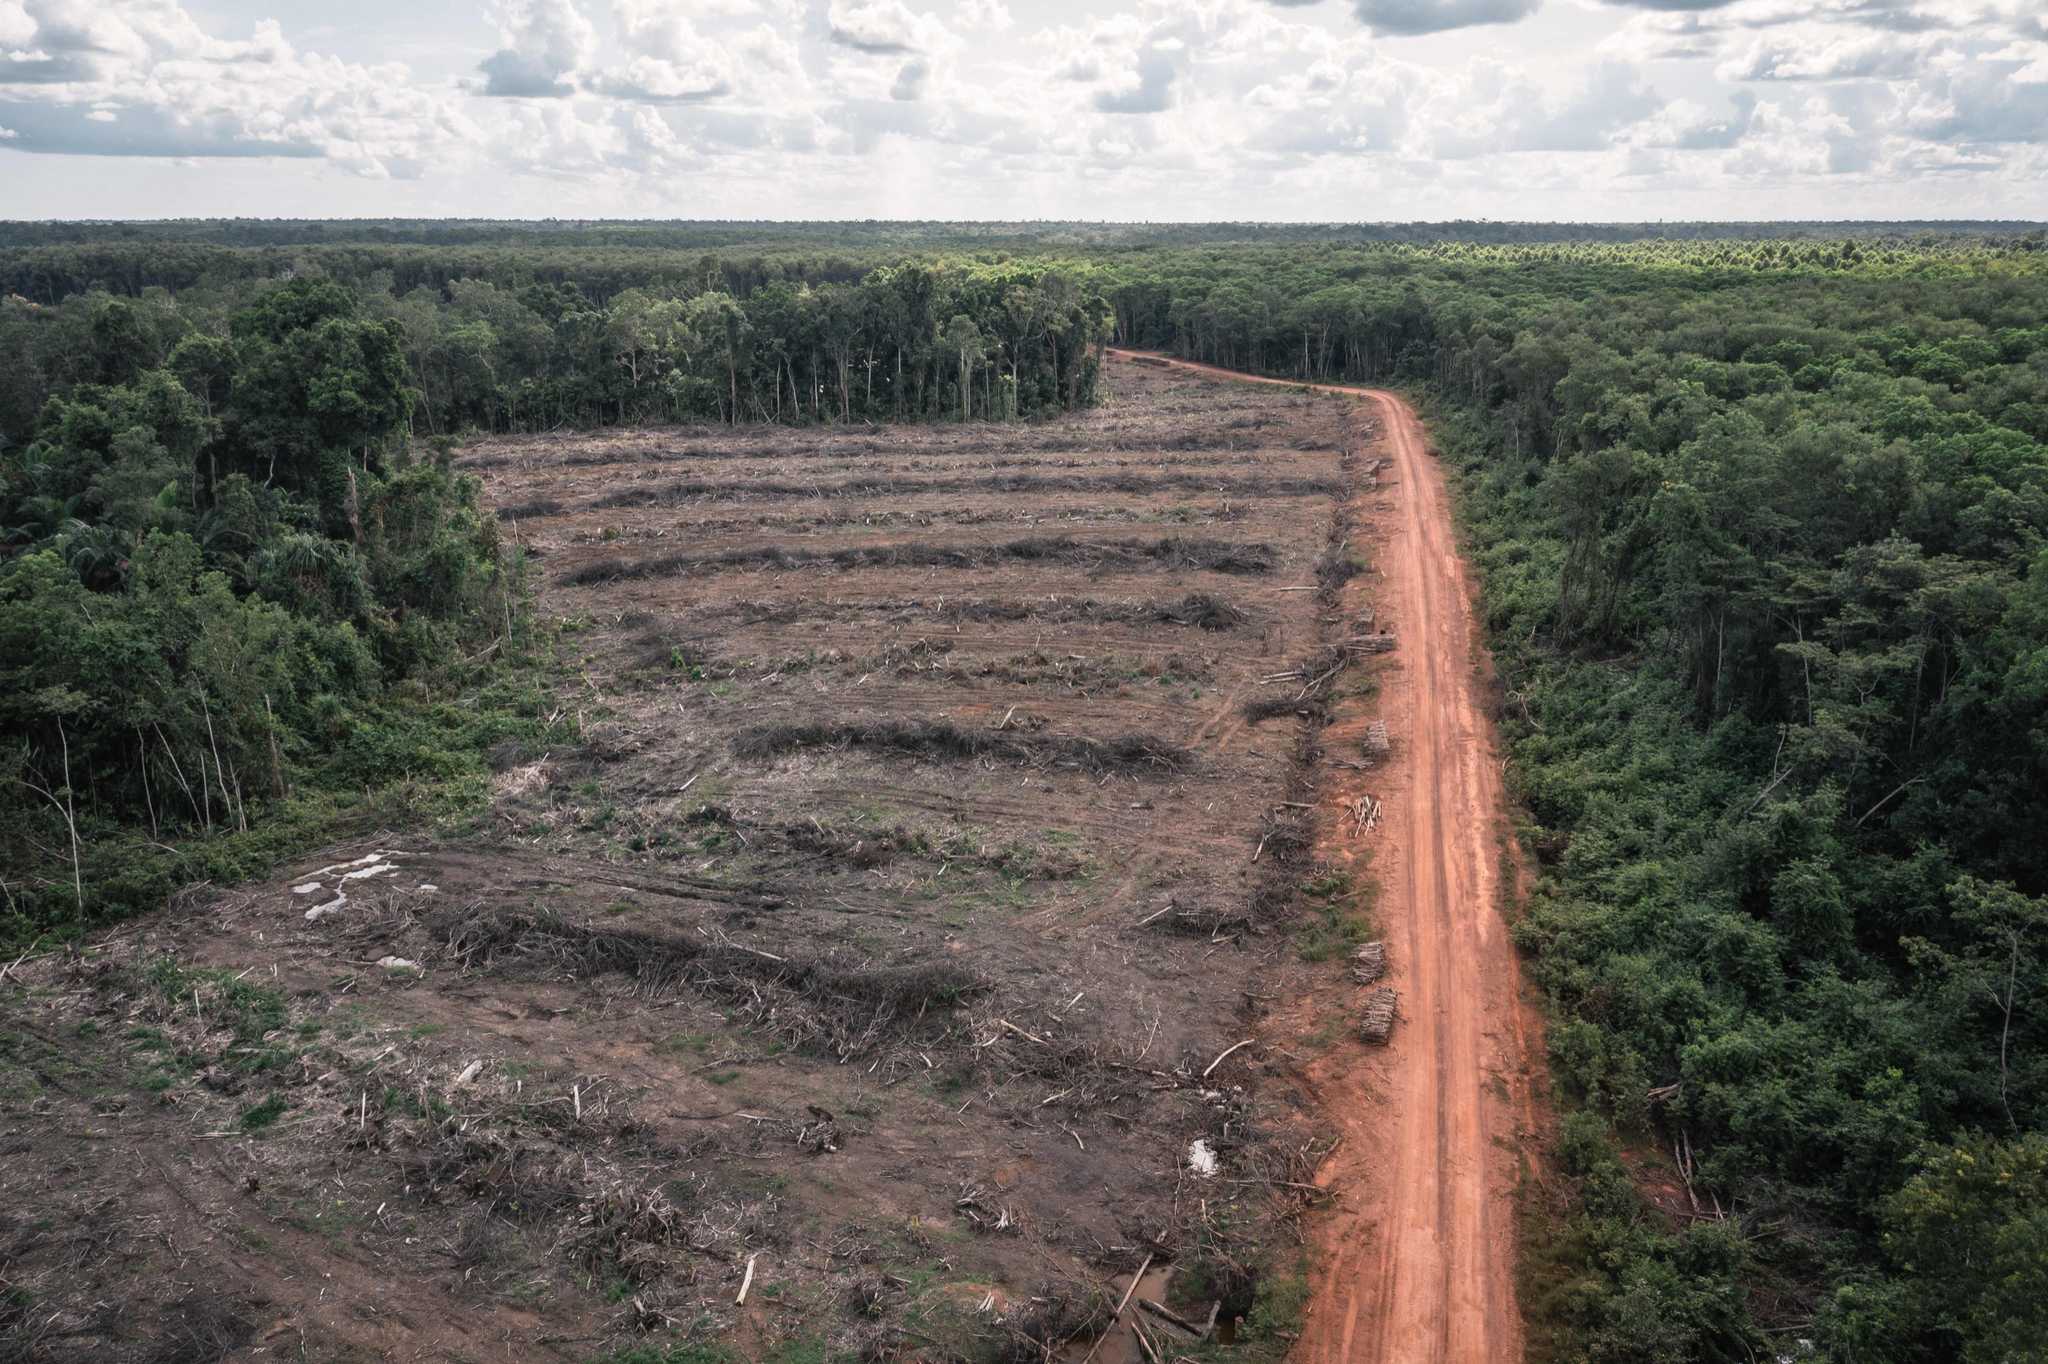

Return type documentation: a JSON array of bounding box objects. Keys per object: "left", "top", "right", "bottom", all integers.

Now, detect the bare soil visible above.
[
  {"left": 1110, "top": 354, "right": 1550, "bottom": 1364},
  {"left": 1, "top": 361, "right": 1414, "bottom": 1363}
]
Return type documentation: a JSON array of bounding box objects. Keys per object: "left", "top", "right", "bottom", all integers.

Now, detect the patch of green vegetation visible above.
[
  {"left": 706, "top": 1070, "right": 741, "bottom": 1086},
  {"left": 239, "top": 1094, "right": 290, "bottom": 1131},
  {"left": 764, "top": 1336, "right": 826, "bottom": 1364},
  {"left": 143, "top": 957, "right": 298, "bottom": 1070},
  {"left": 1302, "top": 870, "right": 1351, "bottom": 900},
  {"left": 1295, "top": 865, "right": 1377, "bottom": 962},
  {"left": 328, "top": 1004, "right": 374, "bottom": 1040},
  {"left": 0, "top": 1021, "right": 80, "bottom": 1103},
  {"left": 1242, "top": 1265, "right": 1310, "bottom": 1349},
  {"left": 381, "top": 1085, "right": 453, "bottom": 1120},
  {"left": 1295, "top": 903, "right": 1369, "bottom": 963}
]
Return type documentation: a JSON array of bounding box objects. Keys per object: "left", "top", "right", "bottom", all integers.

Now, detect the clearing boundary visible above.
[{"left": 1107, "top": 350, "right": 1549, "bottom": 1364}]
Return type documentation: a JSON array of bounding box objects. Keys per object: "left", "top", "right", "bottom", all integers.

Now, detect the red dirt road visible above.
[{"left": 1107, "top": 351, "right": 1545, "bottom": 1364}]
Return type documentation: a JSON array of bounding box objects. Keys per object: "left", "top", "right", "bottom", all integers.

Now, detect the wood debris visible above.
[
  {"left": 1350, "top": 941, "right": 1386, "bottom": 985},
  {"left": 1345, "top": 794, "right": 1381, "bottom": 836},
  {"left": 1359, "top": 986, "right": 1398, "bottom": 1045}
]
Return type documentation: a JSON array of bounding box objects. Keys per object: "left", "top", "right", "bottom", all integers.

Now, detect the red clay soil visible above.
[{"left": 1109, "top": 351, "right": 1549, "bottom": 1364}]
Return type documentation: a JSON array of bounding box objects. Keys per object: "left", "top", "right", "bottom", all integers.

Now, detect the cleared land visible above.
[{"left": 0, "top": 361, "right": 1408, "bottom": 1363}]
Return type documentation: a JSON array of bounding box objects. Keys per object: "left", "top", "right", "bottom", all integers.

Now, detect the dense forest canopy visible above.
[{"left": 3, "top": 222, "right": 2047, "bottom": 1363}]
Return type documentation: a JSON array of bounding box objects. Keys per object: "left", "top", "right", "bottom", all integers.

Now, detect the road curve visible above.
[{"left": 1106, "top": 349, "right": 1544, "bottom": 1364}]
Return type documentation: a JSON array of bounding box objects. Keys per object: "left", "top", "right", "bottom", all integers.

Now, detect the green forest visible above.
[{"left": 3, "top": 223, "right": 2046, "bottom": 1363}]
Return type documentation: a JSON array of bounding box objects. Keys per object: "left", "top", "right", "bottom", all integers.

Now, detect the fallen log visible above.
[{"left": 1138, "top": 1298, "right": 1204, "bottom": 1337}]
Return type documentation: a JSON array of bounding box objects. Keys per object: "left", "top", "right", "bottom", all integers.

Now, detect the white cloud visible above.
[
  {"left": 1425, "top": 60, "right": 1662, "bottom": 157},
  {"left": 1636, "top": 90, "right": 1757, "bottom": 147},
  {"left": 735, "top": 25, "right": 803, "bottom": 78},
  {"left": 891, "top": 57, "right": 929, "bottom": 100},
  {"left": 474, "top": 0, "right": 596, "bottom": 97},
  {"left": 1717, "top": 28, "right": 1942, "bottom": 80},
  {"left": 0, "top": 0, "right": 471, "bottom": 172},
  {"left": 828, "top": 0, "right": 942, "bottom": 54},
  {"left": 1904, "top": 52, "right": 2048, "bottom": 143},
  {"left": 0, "top": 2, "right": 33, "bottom": 49},
  {"left": 1345, "top": 0, "right": 1544, "bottom": 36},
  {"left": 590, "top": 0, "right": 736, "bottom": 102},
  {"left": 958, "top": 0, "right": 1014, "bottom": 31},
  {"left": 0, "top": 0, "right": 2042, "bottom": 217}
]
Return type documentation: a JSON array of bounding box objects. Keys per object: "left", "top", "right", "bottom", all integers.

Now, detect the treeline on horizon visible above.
[
  {"left": 2, "top": 225, "right": 2047, "bottom": 1363},
  {"left": 5, "top": 228, "right": 2040, "bottom": 442},
  {"left": 1, "top": 217, "right": 2044, "bottom": 253}
]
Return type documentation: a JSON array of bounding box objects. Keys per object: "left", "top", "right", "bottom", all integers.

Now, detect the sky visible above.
[{"left": 1, "top": 0, "right": 2044, "bottom": 221}]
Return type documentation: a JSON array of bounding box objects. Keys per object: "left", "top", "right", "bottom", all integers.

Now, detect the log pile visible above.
[
  {"left": 1364, "top": 720, "right": 1391, "bottom": 758},
  {"left": 1344, "top": 794, "right": 1380, "bottom": 836},
  {"left": 1359, "top": 986, "right": 1398, "bottom": 1044},
  {"left": 1350, "top": 941, "right": 1386, "bottom": 985},
  {"left": 1352, "top": 635, "right": 1398, "bottom": 655}
]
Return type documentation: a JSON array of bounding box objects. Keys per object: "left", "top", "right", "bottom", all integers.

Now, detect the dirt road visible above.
[{"left": 1107, "top": 351, "right": 1544, "bottom": 1364}]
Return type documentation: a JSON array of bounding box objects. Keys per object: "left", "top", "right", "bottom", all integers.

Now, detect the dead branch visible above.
[{"left": 1202, "top": 1038, "right": 1255, "bottom": 1078}]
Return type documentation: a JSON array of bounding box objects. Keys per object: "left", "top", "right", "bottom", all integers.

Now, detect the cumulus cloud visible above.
[
  {"left": 3, "top": 0, "right": 2044, "bottom": 217},
  {"left": 1905, "top": 53, "right": 2048, "bottom": 143},
  {"left": 958, "top": 0, "right": 1014, "bottom": 30},
  {"left": 474, "top": 0, "right": 596, "bottom": 97},
  {"left": 1630, "top": 90, "right": 1757, "bottom": 148},
  {"left": 0, "top": 0, "right": 468, "bottom": 173},
  {"left": 1674, "top": 90, "right": 1758, "bottom": 146},
  {"left": 891, "top": 57, "right": 929, "bottom": 100},
  {"left": 734, "top": 25, "right": 803, "bottom": 79},
  {"left": 1718, "top": 28, "right": 1941, "bottom": 79},
  {"left": 1596, "top": 0, "right": 1741, "bottom": 10},
  {"left": 590, "top": 0, "right": 735, "bottom": 102},
  {"left": 1346, "top": 0, "right": 1544, "bottom": 36},
  {"left": 828, "top": 0, "right": 936, "bottom": 54},
  {"left": 1427, "top": 60, "right": 1662, "bottom": 156},
  {"left": 1093, "top": 46, "right": 1179, "bottom": 113}
]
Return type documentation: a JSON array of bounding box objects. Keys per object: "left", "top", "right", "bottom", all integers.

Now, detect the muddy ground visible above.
[{"left": 0, "top": 361, "right": 1393, "bottom": 1364}]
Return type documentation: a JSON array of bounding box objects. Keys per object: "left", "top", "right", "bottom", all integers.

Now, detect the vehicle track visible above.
[{"left": 1107, "top": 350, "right": 1544, "bottom": 1364}]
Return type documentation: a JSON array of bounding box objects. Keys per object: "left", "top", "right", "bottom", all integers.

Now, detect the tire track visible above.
[{"left": 1106, "top": 350, "right": 1544, "bottom": 1364}]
